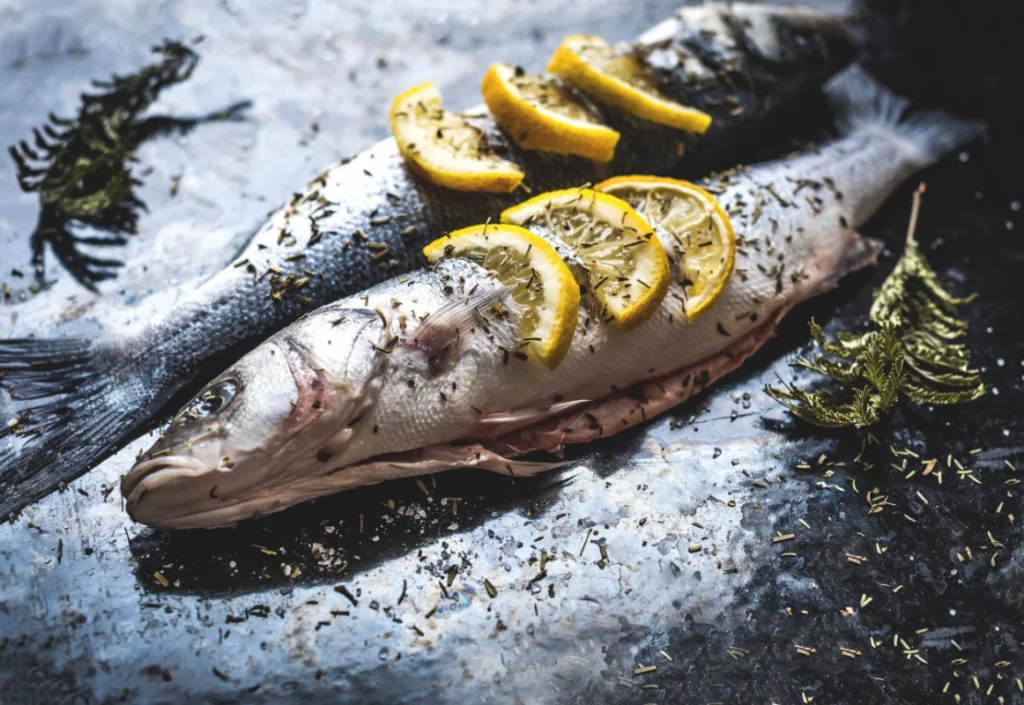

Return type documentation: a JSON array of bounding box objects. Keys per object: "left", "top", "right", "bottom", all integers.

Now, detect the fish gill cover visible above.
[{"left": 8, "top": 40, "right": 250, "bottom": 291}]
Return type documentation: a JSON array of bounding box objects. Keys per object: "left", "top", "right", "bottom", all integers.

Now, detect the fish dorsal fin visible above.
[
  {"left": 406, "top": 284, "right": 517, "bottom": 367},
  {"left": 472, "top": 399, "right": 592, "bottom": 439}
]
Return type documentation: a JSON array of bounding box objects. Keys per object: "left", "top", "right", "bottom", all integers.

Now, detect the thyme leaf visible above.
[{"left": 765, "top": 185, "right": 984, "bottom": 428}]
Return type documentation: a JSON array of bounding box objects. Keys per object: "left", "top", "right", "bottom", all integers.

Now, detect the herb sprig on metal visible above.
[
  {"left": 766, "top": 185, "right": 985, "bottom": 427},
  {"left": 9, "top": 40, "right": 250, "bottom": 291}
]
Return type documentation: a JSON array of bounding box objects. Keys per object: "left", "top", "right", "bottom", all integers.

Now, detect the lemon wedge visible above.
[
  {"left": 501, "top": 188, "right": 669, "bottom": 329},
  {"left": 390, "top": 82, "right": 524, "bottom": 193},
  {"left": 547, "top": 35, "right": 712, "bottom": 134},
  {"left": 596, "top": 176, "right": 735, "bottom": 320},
  {"left": 423, "top": 224, "right": 580, "bottom": 369},
  {"left": 481, "top": 63, "right": 620, "bottom": 162}
]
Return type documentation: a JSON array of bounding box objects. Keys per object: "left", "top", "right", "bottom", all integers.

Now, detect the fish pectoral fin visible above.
[
  {"left": 330, "top": 443, "right": 567, "bottom": 485},
  {"left": 473, "top": 399, "right": 592, "bottom": 438},
  {"left": 405, "top": 284, "right": 517, "bottom": 365},
  {"left": 416, "top": 444, "right": 568, "bottom": 477},
  {"left": 486, "top": 456, "right": 569, "bottom": 477}
]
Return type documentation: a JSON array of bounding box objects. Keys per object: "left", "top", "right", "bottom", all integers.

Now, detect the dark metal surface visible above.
[{"left": 1, "top": 1, "right": 1022, "bottom": 704}]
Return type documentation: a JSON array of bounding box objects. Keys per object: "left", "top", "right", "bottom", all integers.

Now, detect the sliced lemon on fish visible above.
[
  {"left": 481, "top": 62, "right": 620, "bottom": 162},
  {"left": 423, "top": 224, "right": 580, "bottom": 369},
  {"left": 501, "top": 188, "right": 669, "bottom": 329},
  {"left": 547, "top": 35, "right": 712, "bottom": 134},
  {"left": 390, "top": 82, "right": 524, "bottom": 193},
  {"left": 596, "top": 175, "right": 735, "bottom": 320}
]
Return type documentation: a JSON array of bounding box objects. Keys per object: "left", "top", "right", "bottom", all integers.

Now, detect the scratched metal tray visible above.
[{"left": 1, "top": 1, "right": 1021, "bottom": 704}]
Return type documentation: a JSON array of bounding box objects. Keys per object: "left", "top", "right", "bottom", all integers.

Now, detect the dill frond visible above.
[
  {"left": 765, "top": 184, "right": 984, "bottom": 428},
  {"left": 9, "top": 41, "right": 250, "bottom": 290}
]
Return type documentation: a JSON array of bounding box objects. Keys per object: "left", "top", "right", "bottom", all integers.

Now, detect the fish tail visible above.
[
  {"left": 0, "top": 337, "right": 152, "bottom": 521},
  {"left": 825, "top": 65, "right": 986, "bottom": 164}
]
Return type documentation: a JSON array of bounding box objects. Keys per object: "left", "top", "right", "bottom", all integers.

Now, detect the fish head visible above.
[{"left": 121, "top": 309, "right": 384, "bottom": 529}]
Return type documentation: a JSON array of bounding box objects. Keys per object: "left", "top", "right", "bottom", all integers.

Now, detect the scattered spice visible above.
[{"left": 334, "top": 585, "right": 358, "bottom": 607}]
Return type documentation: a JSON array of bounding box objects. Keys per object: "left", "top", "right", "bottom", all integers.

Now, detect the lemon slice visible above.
[
  {"left": 481, "top": 63, "right": 620, "bottom": 162},
  {"left": 547, "top": 35, "right": 712, "bottom": 134},
  {"left": 423, "top": 224, "right": 580, "bottom": 369},
  {"left": 390, "top": 82, "right": 524, "bottom": 193},
  {"left": 595, "top": 176, "right": 735, "bottom": 320},
  {"left": 501, "top": 188, "right": 669, "bottom": 329}
]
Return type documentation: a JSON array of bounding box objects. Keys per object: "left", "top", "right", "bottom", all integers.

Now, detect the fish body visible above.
[
  {"left": 0, "top": 3, "right": 858, "bottom": 520},
  {"left": 122, "top": 69, "right": 984, "bottom": 529}
]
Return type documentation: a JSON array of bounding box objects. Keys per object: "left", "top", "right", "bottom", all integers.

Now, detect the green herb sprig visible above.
[
  {"left": 766, "top": 184, "right": 985, "bottom": 427},
  {"left": 9, "top": 41, "right": 250, "bottom": 291}
]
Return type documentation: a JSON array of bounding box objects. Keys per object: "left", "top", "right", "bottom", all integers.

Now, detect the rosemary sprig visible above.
[{"left": 766, "top": 184, "right": 985, "bottom": 428}]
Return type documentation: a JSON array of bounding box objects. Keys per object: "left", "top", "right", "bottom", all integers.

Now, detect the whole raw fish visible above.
[
  {"left": 122, "top": 68, "right": 983, "bottom": 529},
  {"left": 0, "top": 3, "right": 857, "bottom": 520}
]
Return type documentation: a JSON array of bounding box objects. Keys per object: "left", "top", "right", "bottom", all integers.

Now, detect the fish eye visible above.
[
  {"left": 185, "top": 379, "right": 237, "bottom": 419},
  {"left": 782, "top": 24, "right": 814, "bottom": 49}
]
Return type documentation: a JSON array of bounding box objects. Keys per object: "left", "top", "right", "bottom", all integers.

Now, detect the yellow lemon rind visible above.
[
  {"left": 547, "top": 36, "right": 712, "bottom": 135},
  {"left": 423, "top": 223, "right": 580, "bottom": 369},
  {"left": 501, "top": 187, "right": 670, "bottom": 330},
  {"left": 595, "top": 175, "right": 735, "bottom": 320},
  {"left": 390, "top": 82, "right": 524, "bottom": 194},
  {"left": 481, "top": 63, "right": 620, "bottom": 162}
]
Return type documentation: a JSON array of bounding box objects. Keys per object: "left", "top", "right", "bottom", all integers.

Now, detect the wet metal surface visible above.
[{"left": 1, "top": 1, "right": 1022, "bottom": 704}]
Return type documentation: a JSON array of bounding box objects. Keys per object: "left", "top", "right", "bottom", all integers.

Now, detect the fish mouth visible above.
[
  {"left": 121, "top": 453, "right": 211, "bottom": 506},
  {"left": 122, "top": 439, "right": 288, "bottom": 529},
  {"left": 122, "top": 452, "right": 313, "bottom": 530}
]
